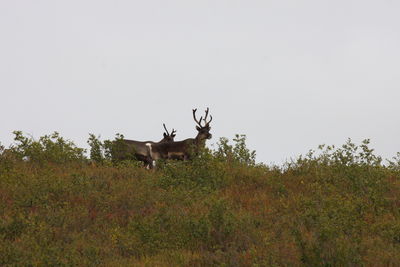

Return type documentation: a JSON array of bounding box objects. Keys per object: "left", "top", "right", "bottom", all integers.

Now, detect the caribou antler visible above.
[
  {"left": 203, "top": 107, "right": 213, "bottom": 126},
  {"left": 163, "top": 123, "right": 170, "bottom": 135},
  {"left": 192, "top": 109, "right": 203, "bottom": 127},
  {"left": 206, "top": 115, "right": 212, "bottom": 126},
  {"left": 171, "top": 128, "right": 177, "bottom": 137}
]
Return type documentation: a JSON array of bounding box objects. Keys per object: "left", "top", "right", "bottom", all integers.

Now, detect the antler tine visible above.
[
  {"left": 171, "top": 128, "right": 177, "bottom": 135},
  {"left": 204, "top": 107, "right": 209, "bottom": 119},
  {"left": 163, "top": 123, "right": 170, "bottom": 135},
  {"left": 202, "top": 108, "right": 212, "bottom": 126},
  {"left": 203, "top": 107, "right": 210, "bottom": 123},
  {"left": 207, "top": 115, "right": 213, "bottom": 125},
  {"left": 192, "top": 108, "right": 203, "bottom": 127}
]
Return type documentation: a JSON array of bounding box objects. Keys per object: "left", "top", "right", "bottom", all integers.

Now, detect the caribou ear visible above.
[
  {"left": 196, "top": 126, "right": 201, "bottom": 131},
  {"left": 163, "top": 133, "right": 168, "bottom": 138}
]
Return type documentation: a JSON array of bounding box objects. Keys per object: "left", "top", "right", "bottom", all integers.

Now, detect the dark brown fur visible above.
[
  {"left": 112, "top": 125, "right": 176, "bottom": 168},
  {"left": 148, "top": 127, "right": 211, "bottom": 161},
  {"left": 147, "top": 108, "right": 212, "bottom": 164}
]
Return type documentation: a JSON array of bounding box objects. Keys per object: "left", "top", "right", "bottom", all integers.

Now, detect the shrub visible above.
[
  {"left": 214, "top": 134, "right": 256, "bottom": 166},
  {"left": 388, "top": 152, "right": 400, "bottom": 172},
  {"left": 88, "top": 133, "right": 143, "bottom": 167},
  {"left": 87, "top": 134, "right": 104, "bottom": 163},
  {"left": 103, "top": 133, "right": 134, "bottom": 163},
  {"left": 10, "top": 131, "right": 85, "bottom": 164}
]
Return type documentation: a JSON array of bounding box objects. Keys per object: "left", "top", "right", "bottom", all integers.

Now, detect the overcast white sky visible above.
[{"left": 1, "top": 0, "right": 399, "bottom": 164}]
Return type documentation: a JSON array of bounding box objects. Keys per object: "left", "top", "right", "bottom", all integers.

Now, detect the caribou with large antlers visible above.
[
  {"left": 112, "top": 124, "right": 176, "bottom": 168},
  {"left": 146, "top": 108, "right": 213, "bottom": 164}
]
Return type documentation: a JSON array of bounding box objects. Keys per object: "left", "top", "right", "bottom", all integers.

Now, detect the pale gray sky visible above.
[{"left": 1, "top": 0, "right": 399, "bottom": 164}]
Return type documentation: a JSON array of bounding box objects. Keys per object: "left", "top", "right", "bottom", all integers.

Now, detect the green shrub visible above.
[
  {"left": 388, "top": 152, "right": 400, "bottom": 172},
  {"left": 10, "top": 131, "right": 85, "bottom": 164},
  {"left": 87, "top": 133, "right": 104, "bottom": 163},
  {"left": 214, "top": 134, "right": 256, "bottom": 166}
]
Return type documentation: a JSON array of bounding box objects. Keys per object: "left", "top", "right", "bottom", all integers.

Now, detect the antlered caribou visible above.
[
  {"left": 112, "top": 124, "right": 176, "bottom": 168},
  {"left": 146, "top": 108, "right": 212, "bottom": 165}
]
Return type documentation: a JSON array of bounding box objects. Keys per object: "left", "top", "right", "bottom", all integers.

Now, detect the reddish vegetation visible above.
[{"left": 0, "top": 133, "right": 399, "bottom": 265}]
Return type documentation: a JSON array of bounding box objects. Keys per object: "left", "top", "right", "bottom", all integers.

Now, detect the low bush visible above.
[{"left": 0, "top": 132, "right": 399, "bottom": 266}]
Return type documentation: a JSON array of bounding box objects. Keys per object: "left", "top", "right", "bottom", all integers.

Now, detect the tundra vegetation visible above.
[{"left": 1, "top": 131, "right": 399, "bottom": 266}]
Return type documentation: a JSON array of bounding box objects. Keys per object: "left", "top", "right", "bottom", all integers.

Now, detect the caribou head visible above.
[
  {"left": 192, "top": 107, "right": 213, "bottom": 142},
  {"left": 162, "top": 123, "right": 177, "bottom": 142}
]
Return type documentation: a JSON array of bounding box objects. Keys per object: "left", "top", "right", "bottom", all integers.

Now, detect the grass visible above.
[{"left": 0, "top": 133, "right": 399, "bottom": 266}]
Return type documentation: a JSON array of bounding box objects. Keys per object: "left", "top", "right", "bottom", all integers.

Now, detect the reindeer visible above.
[
  {"left": 112, "top": 124, "right": 176, "bottom": 168},
  {"left": 146, "top": 108, "right": 212, "bottom": 165}
]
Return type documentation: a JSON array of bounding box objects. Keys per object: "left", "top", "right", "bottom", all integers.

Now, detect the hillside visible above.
[{"left": 1, "top": 132, "right": 399, "bottom": 266}]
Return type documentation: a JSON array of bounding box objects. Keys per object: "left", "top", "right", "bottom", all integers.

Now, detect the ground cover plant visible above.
[{"left": 0, "top": 132, "right": 399, "bottom": 266}]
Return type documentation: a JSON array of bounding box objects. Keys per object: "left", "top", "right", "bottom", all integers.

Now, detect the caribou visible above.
[
  {"left": 112, "top": 124, "right": 176, "bottom": 168},
  {"left": 146, "top": 108, "right": 212, "bottom": 165}
]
